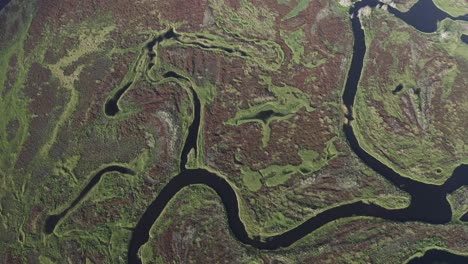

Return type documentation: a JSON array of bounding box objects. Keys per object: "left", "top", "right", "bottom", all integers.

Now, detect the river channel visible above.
[
  {"left": 127, "top": 1, "right": 468, "bottom": 262},
  {"left": 39, "top": 0, "right": 468, "bottom": 262}
]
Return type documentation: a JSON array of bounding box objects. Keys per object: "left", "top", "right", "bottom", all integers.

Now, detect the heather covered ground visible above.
[{"left": 0, "top": 0, "right": 467, "bottom": 262}]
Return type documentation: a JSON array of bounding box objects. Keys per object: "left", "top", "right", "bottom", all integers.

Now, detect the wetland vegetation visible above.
[{"left": 1, "top": 0, "right": 467, "bottom": 263}]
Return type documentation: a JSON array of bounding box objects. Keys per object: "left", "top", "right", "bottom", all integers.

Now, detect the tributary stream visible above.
[{"left": 41, "top": 0, "right": 468, "bottom": 263}]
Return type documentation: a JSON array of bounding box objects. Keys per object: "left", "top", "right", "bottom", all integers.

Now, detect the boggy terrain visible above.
[
  {"left": 0, "top": 0, "right": 467, "bottom": 263},
  {"left": 354, "top": 6, "right": 468, "bottom": 184},
  {"left": 142, "top": 185, "right": 468, "bottom": 264}
]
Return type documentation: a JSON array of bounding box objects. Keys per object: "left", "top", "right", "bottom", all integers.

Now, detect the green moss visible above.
[
  {"left": 436, "top": 19, "right": 468, "bottom": 61},
  {"left": 0, "top": 30, "right": 160, "bottom": 252},
  {"left": 264, "top": 212, "right": 295, "bottom": 231},
  {"left": 447, "top": 186, "right": 468, "bottom": 221},
  {"left": 139, "top": 241, "right": 155, "bottom": 263},
  {"left": 277, "top": 0, "right": 290, "bottom": 5},
  {"left": 433, "top": 0, "right": 468, "bottom": 17},
  {"left": 39, "top": 255, "right": 55, "bottom": 264},
  {"left": 282, "top": 27, "right": 305, "bottom": 65},
  {"left": 226, "top": 75, "right": 313, "bottom": 147},
  {"left": 353, "top": 12, "right": 468, "bottom": 184},
  {"left": 40, "top": 20, "right": 117, "bottom": 158},
  {"left": 263, "top": 166, "right": 295, "bottom": 187},
  {"left": 441, "top": 64, "right": 458, "bottom": 100},
  {"left": 198, "top": 80, "right": 217, "bottom": 105},
  {"left": 172, "top": 30, "right": 283, "bottom": 71},
  {"left": 144, "top": 28, "right": 286, "bottom": 164},
  {"left": 386, "top": 30, "right": 411, "bottom": 47},
  {"left": 210, "top": 0, "right": 277, "bottom": 39},
  {"left": 47, "top": 162, "right": 136, "bottom": 217},
  {"left": 3, "top": 0, "right": 467, "bottom": 262},
  {"left": 242, "top": 166, "right": 263, "bottom": 192},
  {"left": 282, "top": 0, "right": 312, "bottom": 21},
  {"left": 248, "top": 138, "right": 340, "bottom": 188},
  {"left": 110, "top": 228, "right": 133, "bottom": 262},
  {"left": 91, "top": 173, "right": 132, "bottom": 203},
  {"left": 281, "top": 27, "right": 327, "bottom": 69},
  {"left": 186, "top": 148, "right": 198, "bottom": 169},
  {"left": 370, "top": 195, "right": 410, "bottom": 209},
  {"left": 0, "top": 7, "right": 34, "bottom": 174}
]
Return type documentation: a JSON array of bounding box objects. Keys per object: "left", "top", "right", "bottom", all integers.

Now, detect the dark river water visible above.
[
  {"left": 408, "top": 249, "right": 468, "bottom": 264},
  {"left": 384, "top": 0, "right": 468, "bottom": 32},
  {"left": 0, "top": 0, "right": 10, "bottom": 12},
  {"left": 127, "top": 0, "right": 468, "bottom": 260},
  {"left": 44, "top": 166, "right": 134, "bottom": 234},
  {"left": 105, "top": 82, "right": 133, "bottom": 116},
  {"left": 128, "top": 0, "right": 468, "bottom": 263},
  {"left": 161, "top": 71, "right": 202, "bottom": 172},
  {"left": 40, "top": 0, "right": 468, "bottom": 263},
  {"left": 461, "top": 211, "right": 468, "bottom": 222},
  {"left": 461, "top": 34, "right": 468, "bottom": 45}
]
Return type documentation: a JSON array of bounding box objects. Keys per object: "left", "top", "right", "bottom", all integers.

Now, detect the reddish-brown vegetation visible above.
[
  {"left": 2, "top": 54, "right": 18, "bottom": 97},
  {"left": 16, "top": 63, "right": 66, "bottom": 170}
]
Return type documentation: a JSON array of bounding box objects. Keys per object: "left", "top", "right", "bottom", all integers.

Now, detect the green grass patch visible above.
[
  {"left": 210, "top": 0, "right": 277, "bottom": 39},
  {"left": 282, "top": 27, "right": 305, "bottom": 65},
  {"left": 385, "top": 30, "right": 411, "bottom": 47},
  {"left": 242, "top": 138, "right": 340, "bottom": 189},
  {"left": 433, "top": 0, "right": 468, "bottom": 17},
  {"left": 282, "top": 0, "right": 312, "bottom": 21},
  {"left": 262, "top": 139, "right": 339, "bottom": 187},
  {"left": 242, "top": 166, "right": 263, "bottom": 192},
  {"left": 226, "top": 75, "right": 313, "bottom": 147},
  {"left": 353, "top": 12, "right": 468, "bottom": 184}
]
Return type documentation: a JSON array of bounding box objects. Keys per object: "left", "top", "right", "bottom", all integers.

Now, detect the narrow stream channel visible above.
[
  {"left": 160, "top": 71, "right": 202, "bottom": 172},
  {"left": 126, "top": 1, "right": 468, "bottom": 262},
  {"left": 41, "top": 0, "right": 468, "bottom": 262},
  {"left": 44, "top": 166, "right": 134, "bottom": 234}
]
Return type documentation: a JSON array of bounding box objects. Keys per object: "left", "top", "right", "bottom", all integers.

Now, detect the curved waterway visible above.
[
  {"left": 407, "top": 249, "right": 468, "bottom": 264},
  {"left": 383, "top": 0, "right": 467, "bottom": 32},
  {"left": 105, "top": 82, "right": 133, "bottom": 116},
  {"left": 126, "top": 0, "right": 468, "bottom": 263},
  {"left": 103, "top": 28, "right": 250, "bottom": 117},
  {"left": 160, "top": 71, "right": 202, "bottom": 172},
  {"left": 44, "top": 166, "right": 134, "bottom": 234},
  {"left": 40, "top": 0, "right": 468, "bottom": 262}
]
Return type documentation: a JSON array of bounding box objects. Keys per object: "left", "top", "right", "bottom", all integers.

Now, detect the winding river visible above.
[
  {"left": 126, "top": 1, "right": 468, "bottom": 262},
  {"left": 42, "top": 0, "right": 468, "bottom": 263},
  {"left": 44, "top": 166, "right": 134, "bottom": 234}
]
